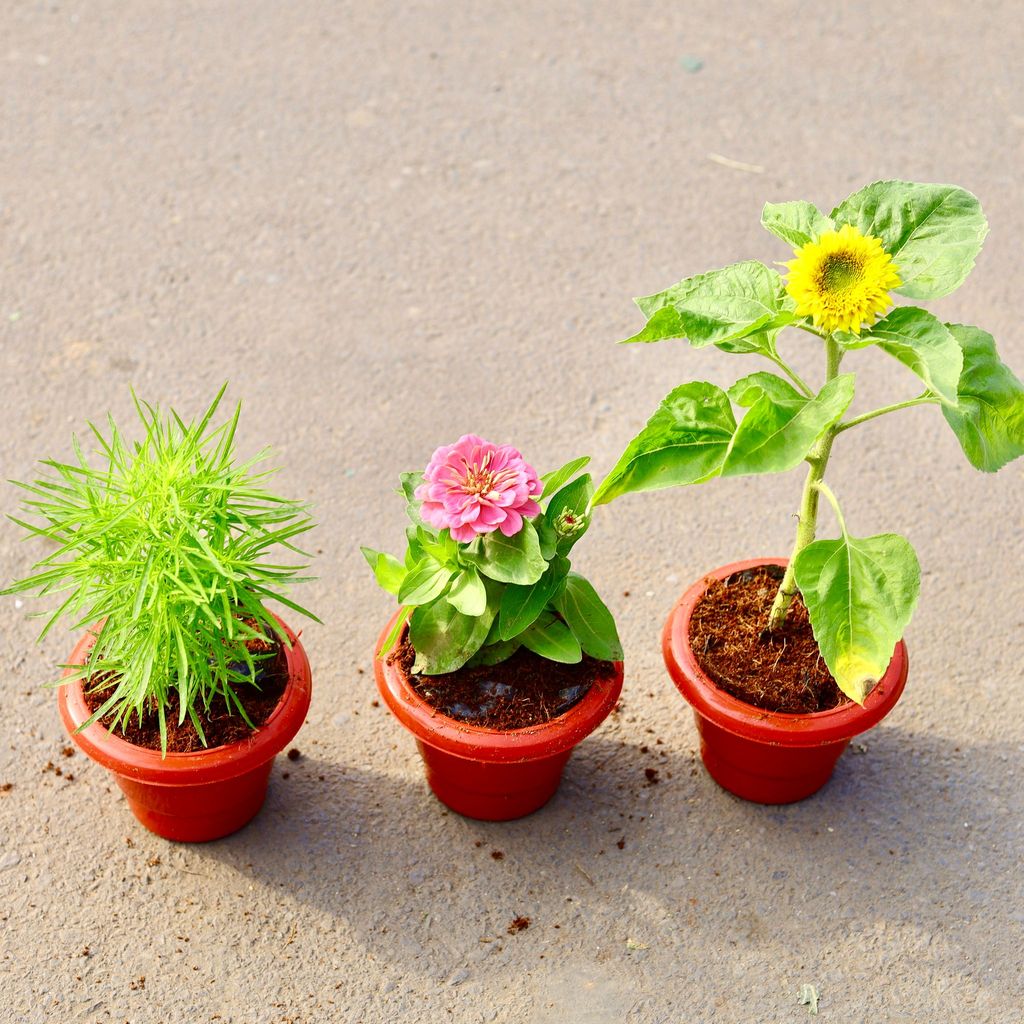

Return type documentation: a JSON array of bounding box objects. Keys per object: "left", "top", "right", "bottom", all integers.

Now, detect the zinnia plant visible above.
[
  {"left": 2, "top": 386, "right": 318, "bottom": 751},
  {"left": 594, "top": 179, "right": 1024, "bottom": 702},
  {"left": 363, "top": 435, "right": 621, "bottom": 673}
]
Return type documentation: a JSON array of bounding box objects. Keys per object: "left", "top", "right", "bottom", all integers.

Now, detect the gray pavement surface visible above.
[{"left": 1, "top": 2, "right": 1023, "bottom": 1021}]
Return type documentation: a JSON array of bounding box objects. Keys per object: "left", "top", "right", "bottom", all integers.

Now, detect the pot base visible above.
[
  {"left": 112, "top": 760, "right": 276, "bottom": 842},
  {"left": 375, "top": 611, "right": 623, "bottom": 822},
  {"left": 417, "top": 740, "right": 569, "bottom": 821},
  {"left": 694, "top": 713, "right": 849, "bottom": 804},
  {"left": 59, "top": 614, "right": 311, "bottom": 844}
]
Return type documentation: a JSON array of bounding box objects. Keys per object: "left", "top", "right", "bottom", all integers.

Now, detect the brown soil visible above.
[
  {"left": 690, "top": 564, "right": 847, "bottom": 714},
  {"left": 389, "top": 636, "right": 615, "bottom": 730},
  {"left": 82, "top": 634, "right": 288, "bottom": 753}
]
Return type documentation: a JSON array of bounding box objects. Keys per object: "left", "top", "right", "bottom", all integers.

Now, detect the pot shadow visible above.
[
  {"left": 576, "top": 725, "right": 1023, "bottom": 1001},
  {"left": 190, "top": 724, "right": 1023, "bottom": 1011}
]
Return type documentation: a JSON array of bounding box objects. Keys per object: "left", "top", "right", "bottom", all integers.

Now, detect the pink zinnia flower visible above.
[{"left": 416, "top": 435, "right": 542, "bottom": 543}]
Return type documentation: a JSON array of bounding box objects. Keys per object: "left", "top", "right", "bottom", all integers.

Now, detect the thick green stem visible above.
[{"left": 767, "top": 336, "right": 842, "bottom": 631}]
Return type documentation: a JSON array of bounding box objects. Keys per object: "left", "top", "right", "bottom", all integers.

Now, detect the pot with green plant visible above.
[
  {"left": 2, "top": 386, "right": 317, "bottom": 841},
  {"left": 593, "top": 180, "right": 1024, "bottom": 803},
  {"left": 365, "top": 435, "right": 623, "bottom": 821}
]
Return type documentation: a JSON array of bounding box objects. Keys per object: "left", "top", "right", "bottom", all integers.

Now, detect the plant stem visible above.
[
  {"left": 767, "top": 335, "right": 842, "bottom": 631},
  {"left": 835, "top": 394, "right": 940, "bottom": 433},
  {"left": 812, "top": 480, "right": 847, "bottom": 537},
  {"left": 766, "top": 353, "right": 814, "bottom": 398}
]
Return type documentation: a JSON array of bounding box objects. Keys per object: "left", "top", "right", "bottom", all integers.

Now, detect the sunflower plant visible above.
[
  {"left": 2, "top": 386, "right": 318, "bottom": 752},
  {"left": 594, "top": 179, "right": 1024, "bottom": 703},
  {"left": 363, "top": 435, "right": 622, "bottom": 675}
]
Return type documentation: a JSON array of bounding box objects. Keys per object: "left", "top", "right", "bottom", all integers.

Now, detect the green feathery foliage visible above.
[{"left": 3, "top": 385, "right": 318, "bottom": 752}]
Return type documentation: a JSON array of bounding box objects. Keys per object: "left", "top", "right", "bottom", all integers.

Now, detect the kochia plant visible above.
[
  {"left": 2, "top": 386, "right": 317, "bottom": 751},
  {"left": 594, "top": 180, "right": 1024, "bottom": 702},
  {"left": 363, "top": 435, "right": 622, "bottom": 674}
]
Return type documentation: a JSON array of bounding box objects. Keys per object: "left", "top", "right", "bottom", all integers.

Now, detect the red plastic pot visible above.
[
  {"left": 374, "top": 613, "right": 624, "bottom": 821},
  {"left": 58, "top": 615, "right": 312, "bottom": 842},
  {"left": 663, "top": 558, "right": 908, "bottom": 804}
]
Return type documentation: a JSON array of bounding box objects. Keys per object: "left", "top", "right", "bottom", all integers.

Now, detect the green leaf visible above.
[
  {"left": 830, "top": 180, "right": 988, "bottom": 300},
  {"left": 715, "top": 324, "right": 783, "bottom": 357},
  {"left": 447, "top": 566, "right": 487, "bottom": 616},
  {"left": 622, "top": 305, "right": 687, "bottom": 344},
  {"left": 416, "top": 525, "right": 457, "bottom": 565},
  {"left": 837, "top": 307, "right": 962, "bottom": 406},
  {"left": 498, "top": 556, "right": 569, "bottom": 641},
  {"left": 941, "top": 324, "right": 1024, "bottom": 471},
  {"left": 377, "top": 605, "right": 412, "bottom": 658},
  {"left": 409, "top": 599, "right": 494, "bottom": 674},
  {"left": 399, "top": 472, "right": 428, "bottom": 525},
  {"left": 521, "top": 612, "right": 582, "bottom": 664},
  {"left": 535, "top": 515, "right": 558, "bottom": 559},
  {"left": 555, "top": 572, "right": 623, "bottom": 661},
  {"left": 761, "top": 200, "right": 833, "bottom": 248},
  {"left": 546, "top": 474, "right": 592, "bottom": 518},
  {"left": 466, "top": 519, "right": 547, "bottom": 585},
  {"left": 397, "top": 557, "right": 454, "bottom": 606},
  {"left": 627, "top": 261, "right": 791, "bottom": 348},
  {"left": 541, "top": 456, "right": 591, "bottom": 499},
  {"left": 721, "top": 373, "right": 855, "bottom": 478},
  {"left": 794, "top": 532, "right": 920, "bottom": 704},
  {"left": 593, "top": 381, "right": 737, "bottom": 505},
  {"left": 466, "top": 638, "right": 522, "bottom": 668},
  {"left": 360, "top": 547, "right": 406, "bottom": 596}
]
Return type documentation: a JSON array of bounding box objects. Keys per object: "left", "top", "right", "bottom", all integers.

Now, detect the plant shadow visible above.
[{"left": 192, "top": 720, "right": 1023, "bottom": 1012}]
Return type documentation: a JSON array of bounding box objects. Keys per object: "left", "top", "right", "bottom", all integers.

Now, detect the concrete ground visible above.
[{"left": 1, "top": 1, "right": 1022, "bottom": 1021}]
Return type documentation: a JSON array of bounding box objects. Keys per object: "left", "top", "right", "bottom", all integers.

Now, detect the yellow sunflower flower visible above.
[{"left": 785, "top": 224, "right": 901, "bottom": 335}]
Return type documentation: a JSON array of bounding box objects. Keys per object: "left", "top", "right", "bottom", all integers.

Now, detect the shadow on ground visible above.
[{"left": 192, "top": 721, "right": 1021, "bottom": 1014}]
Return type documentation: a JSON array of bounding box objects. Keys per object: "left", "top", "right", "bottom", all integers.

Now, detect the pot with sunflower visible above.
[
  {"left": 364, "top": 436, "right": 624, "bottom": 821},
  {"left": 592, "top": 179, "right": 1024, "bottom": 803}
]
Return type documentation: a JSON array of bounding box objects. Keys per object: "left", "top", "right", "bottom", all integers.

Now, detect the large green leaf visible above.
[
  {"left": 555, "top": 572, "right": 623, "bottom": 661},
  {"left": 830, "top": 180, "right": 988, "bottom": 300},
  {"left": 409, "top": 598, "right": 495, "bottom": 674},
  {"left": 720, "top": 373, "right": 855, "bottom": 478},
  {"left": 397, "top": 557, "right": 454, "bottom": 606},
  {"left": 593, "top": 382, "right": 737, "bottom": 505},
  {"left": 626, "top": 261, "right": 793, "bottom": 347},
  {"left": 838, "top": 307, "right": 962, "bottom": 406},
  {"left": 447, "top": 566, "right": 487, "bottom": 616},
  {"left": 941, "top": 324, "right": 1024, "bottom": 471},
  {"left": 466, "top": 519, "right": 547, "bottom": 585},
  {"left": 498, "top": 556, "right": 569, "bottom": 641},
  {"left": 521, "top": 612, "right": 582, "bottom": 664},
  {"left": 794, "top": 532, "right": 920, "bottom": 704},
  {"left": 360, "top": 546, "right": 406, "bottom": 596},
  {"left": 761, "top": 200, "right": 833, "bottom": 248}
]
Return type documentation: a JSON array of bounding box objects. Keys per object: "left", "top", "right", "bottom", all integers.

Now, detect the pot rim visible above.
[
  {"left": 374, "top": 611, "right": 624, "bottom": 763},
  {"left": 57, "top": 612, "right": 312, "bottom": 785},
  {"left": 663, "top": 557, "right": 908, "bottom": 747}
]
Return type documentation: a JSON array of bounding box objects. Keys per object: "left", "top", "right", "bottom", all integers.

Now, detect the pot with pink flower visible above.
[{"left": 363, "top": 436, "right": 624, "bottom": 821}]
